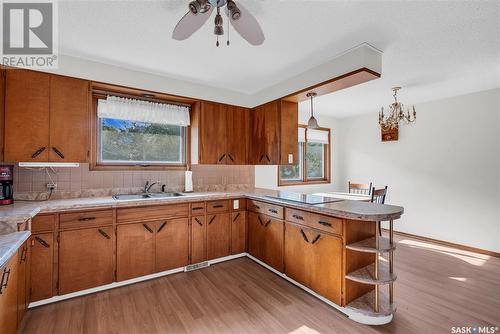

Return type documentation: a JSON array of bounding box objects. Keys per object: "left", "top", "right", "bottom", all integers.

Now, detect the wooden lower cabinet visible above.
[
  {"left": 191, "top": 216, "right": 206, "bottom": 264},
  {"left": 0, "top": 253, "right": 19, "bottom": 334},
  {"left": 231, "top": 211, "right": 247, "bottom": 254},
  {"left": 17, "top": 241, "right": 30, "bottom": 324},
  {"left": 156, "top": 218, "right": 189, "bottom": 272},
  {"left": 284, "top": 223, "right": 342, "bottom": 305},
  {"left": 248, "top": 212, "right": 284, "bottom": 272},
  {"left": 58, "top": 226, "right": 114, "bottom": 294},
  {"left": 30, "top": 232, "right": 54, "bottom": 302},
  {"left": 207, "top": 213, "right": 231, "bottom": 260},
  {"left": 117, "top": 222, "right": 155, "bottom": 281}
]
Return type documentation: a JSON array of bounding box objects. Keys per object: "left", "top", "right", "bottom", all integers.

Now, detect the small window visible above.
[
  {"left": 278, "top": 126, "right": 330, "bottom": 186},
  {"left": 94, "top": 95, "right": 190, "bottom": 168}
]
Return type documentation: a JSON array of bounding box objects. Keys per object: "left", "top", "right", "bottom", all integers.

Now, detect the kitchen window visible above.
[
  {"left": 278, "top": 126, "right": 331, "bottom": 185},
  {"left": 93, "top": 94, "right": 190, "bottom": 169}
]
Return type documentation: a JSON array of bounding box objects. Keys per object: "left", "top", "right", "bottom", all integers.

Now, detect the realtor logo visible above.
[{"left": 1, "top": 1, "right": 58, "bottom": 68}]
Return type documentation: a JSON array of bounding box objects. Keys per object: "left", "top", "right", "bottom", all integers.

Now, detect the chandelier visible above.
[{"left": 378, "top": 87, "right": 416, "bottom": 130}]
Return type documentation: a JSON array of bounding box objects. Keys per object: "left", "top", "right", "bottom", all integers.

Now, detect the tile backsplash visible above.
[{"left": 13, "top": 164, "right": 254, "bottom": 200}]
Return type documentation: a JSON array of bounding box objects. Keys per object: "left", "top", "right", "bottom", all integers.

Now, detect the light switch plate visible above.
[{"left": 288, "top": 154, "right": 294, "bottom": 164}]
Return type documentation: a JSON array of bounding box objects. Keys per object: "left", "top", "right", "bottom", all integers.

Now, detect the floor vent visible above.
[{"left": 185, "top": 262, "right": 210, "bottom": 272}]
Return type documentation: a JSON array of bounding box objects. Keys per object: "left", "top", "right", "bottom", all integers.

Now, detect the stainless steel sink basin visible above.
[{"left": 112, "top": 192, "right": 183, "bottom": 200}]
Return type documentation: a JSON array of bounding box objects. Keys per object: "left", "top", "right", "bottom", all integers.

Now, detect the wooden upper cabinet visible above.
[
  {"left": 279, "top": 100, "right": 298, "bottom": 165},
  {"left": 4, "top": 70, "right": 50, "bottom": 162},
  {"left": 226, "top": 106, "right": 249, "bottom": 164},
  {"left": 263, "top": 101, "right": 280, "bottom": 164},
  {"left": 3, "top": 70, "right": 90, "bottom": 163},
  {"left": 199, "top": 101, "right": 227, "bottom": 164},
  {"left": 249, "top": 103, "right": 266, "bottom": 164},
  {"left": 49, "top": 75, "right": 89, "bottom": 162}
]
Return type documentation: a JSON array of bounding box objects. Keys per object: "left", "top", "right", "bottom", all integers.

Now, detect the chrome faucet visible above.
[{"left": 144, "top": 181, "right": 159, "bottom": 193}]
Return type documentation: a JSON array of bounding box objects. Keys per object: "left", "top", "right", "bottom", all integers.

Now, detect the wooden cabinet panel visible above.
[
  {"left": 59, "top": 209, "right": 113, "bottom": 230},
  {"left": 247, "top": 200, "right": 284, "bottom": 220},
  {"left": 156, "top": 218, "right": 189, "bottom": 272},
  {"left": 249, "top": 104, "right": 266, "bottom": 164},
  {"left": 226, "top": 106, "right": 249, "bottom": 164},
  {"left": 199, "top": 101, "right": 227, "bottom": 164},
  {"left": 31, "top": 214, "right": 56, "bottom": 233},
  {"left": 279, "top": 100, "right": 298, "bottom": 165},
  {"left": 117, "top": 204, "right": 189, "bottom": 224},
  {"left": 207, "top": 213, "right": 230, "bottom": 260},
  {"left": 116, "top": 223, "right": 155, "bottom": 281},
  {"left": 284, "top": 223, "right": 342, "bottom": 304},
  {"left": 231, "top": 211, "right": 246, "bottom": 254},
  {"left": 248, "top": 212, "right": 284, "bottom": 272},
  {"left": 17, "top": 242, "right": 29, "bottom": 324},
  {"left": 4, "top": 70, "right": 50, "bottom": 162},
  {"left": 264, "top": 101, "right": 280, "bottom": 164},
  {"left": 0, "top": 255, "right": 18, "bottom": 334},
  {"left": 30, "top": 233, "right": 54, "bottom": 302},
  {"left": 49, "top": 75, "right": 89, "bottom": 162},
  {"left": 58, "top": 226, "right": 114, "bottom": 294},
  {"left": 206, "top": 200, "right": 229, "bottom": 214},
  {"left": 191, "top": 216, "right": 206, "bottom": 264},
  {"left": 286, "top": 208, "right": 342, "bottom": 236}
]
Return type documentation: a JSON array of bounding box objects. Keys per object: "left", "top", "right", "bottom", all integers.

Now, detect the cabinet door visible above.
[
  {"left": 49, "top": 76, "right": 90, "bottom": 162},
  {"left": 279, "top": 100, "right": 298, "bottom": 165},
  {"left": 226, "top": 106, "right": 249, "bottom": 164},
  {"left": 30, "top": 233, "right": 54, "bottom": 302},
  {"left": 0, "top": 255, "right": 18, "bottom": 334},
  {"left": 263, "top": 101, "right": 280, "bottom": 164},
  {"left": 58, "top": 226, "right": 114, "bottom": 294},
  {"left": 17, "top": 242, "right": 29, "bottom": 324},
  {"left": 4, "top": 70, "right": 50, "bottom": 162},
  {"left": 199, "top": 101, "right": 227, "bottom": 164},
  {"left": 117, "top": 223, "right": 155, "bottom": 281},
  {"left": 156, "top": 218, "right": 189, "bottom": 272},
  {"left": 248, "top": 211, "right": 263, "bottom": 259},
  {"left": 285, "top": 223, "right": 342, "bottom": 304},
  {"left": 249, "top": 106, "right": 266, "bottom": 164},
  {"left": 231, "top": 211, "right": 246, "bottom": 254},
  {"left": 248, "top": 212, "right": 284, "bottom": 272},
  {"left": 207, "top": 213, "right": 230, "bottom": 260},
  {"left": 191, "top": 216, "right": 206, "bottom": 264}
]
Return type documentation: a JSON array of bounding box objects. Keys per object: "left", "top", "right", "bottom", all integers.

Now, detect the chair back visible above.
[
  {"left": 371, "top": 186, "right": 388, "bottom": 204},
  {"left": 348, "top": 181, "right": 372, "bottom": 195}
]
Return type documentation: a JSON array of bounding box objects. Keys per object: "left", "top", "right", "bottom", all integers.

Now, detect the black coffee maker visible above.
[{"left": 0, "top": 165, "right": 13, "bottom": 205}]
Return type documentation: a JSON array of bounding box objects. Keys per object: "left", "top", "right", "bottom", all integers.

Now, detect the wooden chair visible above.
[
  {"left": 371, "top": 186, "right": 388, "bottom": 236},
  {"left": 348, "top": 182, "right": 372, "bottom": 195}
]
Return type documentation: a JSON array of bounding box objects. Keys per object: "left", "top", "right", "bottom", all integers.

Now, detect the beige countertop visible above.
[{"left": 0, "top": 189, "right": 404, "bottom": 234}]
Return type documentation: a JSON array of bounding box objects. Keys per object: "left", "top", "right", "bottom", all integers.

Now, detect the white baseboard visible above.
[{"left": 28, "top": 252, "right": 392, "bottom": 325}]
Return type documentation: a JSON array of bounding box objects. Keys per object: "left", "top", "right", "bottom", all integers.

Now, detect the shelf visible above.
[
  {"left": 346, "top": 263, "right": 397, "bottom": 285},
  {"left": 346, "top": 237, "right": 396, "bottom": 253},
  {"left": 345, "top": 290, "right": 396, "bottom": 317}
]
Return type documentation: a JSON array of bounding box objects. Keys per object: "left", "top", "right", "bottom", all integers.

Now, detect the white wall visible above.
[{"left": 339, "top": 89, "right": 500, "bottom": 253}]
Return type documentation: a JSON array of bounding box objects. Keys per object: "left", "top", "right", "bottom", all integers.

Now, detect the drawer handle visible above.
[
  {"left": 143, "top": 224, "right": 153, "bottom": 233},
  {"left": 318, "top": 221, "right": 332, "bottom": 227},
  {"left": 192, "top": 207, "right": 204, "bottom": 211},
  {"left": 52, "top": 146, "right": 65, "bottom": 159},
  {"left": 300, "top": 229, "right": 309, "bottom": 243},
  {"left": 0, "top": 268, "right": 11, "bottom": 293},
  {"left": 264, "top": 220, "right": 271, "bottom": 227},
  {"left": 98, "top": 229, "right": 111, "bottom": 239},
  {"left": 259, "top": 154, "right": 265, "bottom": 162},
  {"left": 212, "top": 204, "right": 224, "bottom": 208},
  {"left": 228, "top": 154, "right": 234, "bottom": 162},
  {"left": 157, "top": 222, "right": 167, "bottom": 233},
  {"left": 233, "top": 213, "right": 240, "bottom": 222},
  {"left": 265, "top": 154, "right": 271, "bottom": 162},
  {"left": 78, "top": 217, "right": 96, "bottom": 221},
  {"left": 268, "top": 208, "right": 278, "bottom": 214},
  {"left": 20, "top": 246, "right": 28, "bottom": 263},
  {"left": 257, "top": 216, "right": 263, "bottom": 226},
  {"left": 292, "top": 214, "right": 304, "bottom": 221},
  {"left": 31, "top": 147, "right": 46, "bottom": 159},
  {"left": 194, "top": 217, "right": 203, "bottom": 226},
  {"left": 312, "top": 234, "right": 321, "bottom": 245},
  {"left": 208, "top": 216, "right": 216, "bottom": 225},
  {"left": 218, "top": 154, "right": 226, "bottom": 162},
  {"left": 252, "top": 204, "right": 260, "bottom": 209},
  {"left": 34, "top": 236, "right": 50, "bottom": 248}
]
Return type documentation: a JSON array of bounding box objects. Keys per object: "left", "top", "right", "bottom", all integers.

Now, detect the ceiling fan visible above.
[{"left": 172, "top": 0, "right": 265, "bottom": 47}]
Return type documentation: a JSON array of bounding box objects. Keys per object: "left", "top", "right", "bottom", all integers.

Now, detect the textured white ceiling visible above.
[{"left": 59, "top": 0, "right": 500, "bottom": 118}]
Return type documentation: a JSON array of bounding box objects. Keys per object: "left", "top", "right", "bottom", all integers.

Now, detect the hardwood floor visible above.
[{"left": 20, "top": 234, "right": 500, "bottom": 334}]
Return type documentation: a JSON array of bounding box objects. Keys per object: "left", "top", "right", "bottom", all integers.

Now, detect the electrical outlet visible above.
[{"left": 47, "top": 183, "right": 57, "bottom": 191}]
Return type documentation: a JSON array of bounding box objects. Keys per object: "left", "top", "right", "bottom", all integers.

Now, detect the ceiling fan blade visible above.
[
  {"left": 172, "top": 7, "right": 214, "bottom": 41},
  {"left": 229, "top": 2, "right": 265, "bottom": 45}
]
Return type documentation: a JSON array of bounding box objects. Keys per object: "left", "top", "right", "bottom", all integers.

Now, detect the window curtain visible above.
[
  {"left": 307, "top": 129, "right": 329, "bottom": 144},
  {"left": 298, "top": 127, "right": 306, "bottom": 143},
  {"left": 97, "top": 96, "right": 190, "bottom": 126}
]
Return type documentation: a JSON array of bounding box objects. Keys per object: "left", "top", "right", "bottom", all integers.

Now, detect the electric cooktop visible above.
[{"left": 265, "top": 192, "right": 344, "bottom": 205}]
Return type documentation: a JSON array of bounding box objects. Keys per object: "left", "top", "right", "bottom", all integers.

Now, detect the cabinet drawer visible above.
[
  {"left": 60, "top": 210, "right": 113, "bottom": 230},
  {"left": 206, "top": 200, "right": 229, "bottom": 213},
  {"left": 190, "top": 202, "right": 206, "bottom": 215},
  {"left": 31, "top": 214, "right": 56, "bottom": 233},
  {"left": 247, "top": 200, "right": 284, "bottom": 220},
  {"left": 286, "top": 209, "right": 342, "bottom": 236},
  {"left": 117, "top": 204, "right": 189, "bottom": 224},
  {"left": 231, "top": 198, "right": 246, "bottom": 211}
]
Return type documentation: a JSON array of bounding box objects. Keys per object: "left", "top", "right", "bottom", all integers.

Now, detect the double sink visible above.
[{"left": 112, "top": 192, "right": 184, "bottom": 200}]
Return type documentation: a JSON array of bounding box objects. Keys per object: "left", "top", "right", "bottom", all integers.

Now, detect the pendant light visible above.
[{"left": 306, "top": 92, "right": 319, "bottom": 129}]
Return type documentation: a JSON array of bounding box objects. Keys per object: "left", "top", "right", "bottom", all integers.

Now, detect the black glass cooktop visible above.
[{"left": 265, "top": 192, "right": 344, "bottom": 205}]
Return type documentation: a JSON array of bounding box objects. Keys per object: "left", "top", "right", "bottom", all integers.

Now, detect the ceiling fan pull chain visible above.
[{"left": 227, "top": 12, "right": 230, "bottom": 46}]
